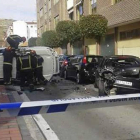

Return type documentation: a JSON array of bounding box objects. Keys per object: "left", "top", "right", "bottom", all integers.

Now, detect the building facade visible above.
[
  {"left": 6, "top": 21, "right": 37, "bottom": 46},
  {"left": 0, "top": 19, "right": 14, "bottom": 47},
  {"left": 37, "top": 0, "right": 140, "bottom": 57}
]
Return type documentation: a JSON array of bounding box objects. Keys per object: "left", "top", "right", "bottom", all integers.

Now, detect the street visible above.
[{"left": 21, "top": 76, "right": 140, "bottom": 140}]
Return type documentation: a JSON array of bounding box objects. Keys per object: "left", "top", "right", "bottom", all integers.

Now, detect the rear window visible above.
[
  {"left": 105, "top": 58, "right": 138, "bottom": 67},
  {"left": 86, "top": 56, "right": 103, "bottom": 63}
]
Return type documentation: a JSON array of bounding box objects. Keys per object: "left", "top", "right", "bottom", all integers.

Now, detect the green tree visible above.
[
  {"left": 42, "top": 30, "right": 59, "bottom": 47},
  {"left": 28, "top": 37, "right": 37, "bottom": 47},
  {"left": 36, "top": 37, "right": 43, "bottom": 46},
  {"left": 56, "top": 20, "right": 81, "bottom": 45},
  {"left": 79, "top": 14, "right": 108, "bottom": 43}
]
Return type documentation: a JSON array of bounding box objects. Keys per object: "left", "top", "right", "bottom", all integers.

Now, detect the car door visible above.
[{"left": 66, "top": 57, "right": 76, "bottom": 77}]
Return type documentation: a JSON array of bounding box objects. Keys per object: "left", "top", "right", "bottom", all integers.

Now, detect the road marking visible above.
[
  {"left": 16, "top": 88, "right": 60, "bottom": 140},
  {"left": 33, "top": 114, "right": 60, "bottom": 140}
]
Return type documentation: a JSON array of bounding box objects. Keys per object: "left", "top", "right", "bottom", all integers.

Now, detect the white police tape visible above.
[{"left": 0, "top": 94, "right": 140, "bottom": 117}]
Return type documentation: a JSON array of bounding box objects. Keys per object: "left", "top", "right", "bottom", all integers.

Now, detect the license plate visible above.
[{"left": 115, "top": 80, "right": 132, "bottom": 86}]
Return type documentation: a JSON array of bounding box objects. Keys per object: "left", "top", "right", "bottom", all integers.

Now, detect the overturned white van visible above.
[{"left": 0, "top": 46, "right": 59, "bottom": 81}]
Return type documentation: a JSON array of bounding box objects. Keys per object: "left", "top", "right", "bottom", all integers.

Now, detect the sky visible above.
[{"left": 0, "top": 0, "right": 37, "bottom": 21}]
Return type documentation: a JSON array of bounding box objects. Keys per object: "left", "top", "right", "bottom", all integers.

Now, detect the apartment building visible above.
[{"left": 37, "top": 0, "right": 140, "bottom": 57}]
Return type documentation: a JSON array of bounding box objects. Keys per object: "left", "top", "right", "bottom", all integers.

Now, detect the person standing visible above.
[
  {"left": 3, "top": 46, "right": 15, "bottom": 85},
  {"left": 17, "top": 52, "right": 34, "bottom": 91},
  {"left": 30, "top": 50, "right": 47, "bottom": 85},
  {"left": 3, "top": 35, "right": 23, "bottom": 85}
]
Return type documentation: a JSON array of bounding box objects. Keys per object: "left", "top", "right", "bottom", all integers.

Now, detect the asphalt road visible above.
[{"left": 23, "top": 76, "right": 140, "bottom": 140}]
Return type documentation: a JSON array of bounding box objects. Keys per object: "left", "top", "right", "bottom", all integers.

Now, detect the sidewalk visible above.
[{"left": 0, "top": 94, "right": 22, "bottom": 140}]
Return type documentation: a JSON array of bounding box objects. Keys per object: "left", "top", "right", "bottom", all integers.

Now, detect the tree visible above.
[
  {"left": 36, "top": 37, "right": 43, "bottom": 46},
  {"left": 56, "top": 20, "right": 81, "bottom": 45},
  {"left": 42, "top": 30, "right": 59, "bottom": 47},
  {"left": 79, "top": 14, "right": 108, "bottom": 43},
  {"left": 28, "top": 37, "right": 37, "bottom": 47}
]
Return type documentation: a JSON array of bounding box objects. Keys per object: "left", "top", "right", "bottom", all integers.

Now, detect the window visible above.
[
  {"left": 69, "top": 12, "right": 74, "bottom": 20},
  {"left": 40, "top": 8, "right": 43, "bottom": 17},
  {"left": 49, "top": 0, "right": 51, "bottom": 10},
  {"left": 113, "top": 0, "right": 122, "bottom": 4},
  {"left": 44, "top": 4, "right": 47, "bottom": 13},
  {"left": 91, "top": 0, "right": 97, "bottom": 14},
  {"left": 120, "top": 29, "right": 140, "bottom": 40},
  {"left": 54, "top": 15, "right": 59, "bottom": 27},
  {"left": 77, "top": 4, "right": 83, "bottom": 20},
  {"left": 54, "top": 0, "right": 59, "bottom": 5}
]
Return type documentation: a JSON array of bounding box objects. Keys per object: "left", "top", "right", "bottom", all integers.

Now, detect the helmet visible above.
[{"left": 30, "top": 50, "right": 36, "bottom": 55}]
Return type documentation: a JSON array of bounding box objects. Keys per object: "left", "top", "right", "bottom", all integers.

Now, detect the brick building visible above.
[{"left": 37, "top": 0, "right": 140, "bottom": 57}]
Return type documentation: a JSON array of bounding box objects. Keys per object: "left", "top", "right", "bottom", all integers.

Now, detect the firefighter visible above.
[
  {"left": 3, "top": 35, "right": 23, "bottom": 85},
  {"left": 17, "top": 51, "right": 34, "bottom": 91},
  {"left": 3, "top": 46, "right": 15, "bottom": 85},
  {"left": 30, "top": 50, "right": 47, "bottom": 85}
]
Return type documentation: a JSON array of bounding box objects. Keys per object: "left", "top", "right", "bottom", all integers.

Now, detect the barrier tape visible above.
[{"left": 0, "top": 93, "right": 140, "bottom": 117}]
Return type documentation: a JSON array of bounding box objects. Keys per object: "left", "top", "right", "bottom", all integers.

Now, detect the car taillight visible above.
[
  {"left": 63, "top": 60, "right": 68, "bottom": 65},
  {"left": 82, "top": 57, "right": 87, "bottom": 64}
]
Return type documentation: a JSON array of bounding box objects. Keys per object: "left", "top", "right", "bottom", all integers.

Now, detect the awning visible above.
[
  {"left": 75, "top": 0, "right": 82, "bottom": 7},
  {"left": 68, "top": 8, "right": 74, "bottom": 14}
]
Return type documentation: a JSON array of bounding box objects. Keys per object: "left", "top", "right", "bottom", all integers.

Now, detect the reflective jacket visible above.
[
  {"left": 35, "top": 55, "right": 44, "bottom": 68},
  {"left": 18, "top": 54, "right": 31, "bottom": 70},
  {"left": 3, "top": 47, "right": 15, "bottom": 65}
]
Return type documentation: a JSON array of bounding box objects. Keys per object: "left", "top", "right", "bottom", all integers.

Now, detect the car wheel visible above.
[
  {"left": 98, "top": 79, "right": 110, "bottom": 96},
  {"left": 94, "top": 77, "right": 98, "bottom": 88},
  {"left": 64, "top": 70, "right": 68, "bottom": 80},
  {"left": 76, "top": 73, "right": 83, "bottom": 84}
]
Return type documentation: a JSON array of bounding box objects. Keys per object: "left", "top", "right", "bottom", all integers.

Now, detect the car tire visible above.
[
  {"left": 76, "top": 73, "right": 83, "bottom": 84},
  {"left": 98, "top": 79, "right": 110, "bottom": 96},
  {"left": 64, "top": 70, "right": 68, "bottom": 80},
  {"left": 94, "top": 77, "right": 98, "bottom": 88}
]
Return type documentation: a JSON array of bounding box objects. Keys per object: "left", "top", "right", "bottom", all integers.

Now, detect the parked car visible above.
[
  {"left": 60, "top": 55, "right": 75, "bottom": 77},
  {"left": 95, "top": 55, "right": 140, "bottom": 96},
  {"left": 59, "top": 55, "right": 75, "bottom": 70},
  {"left": 64, "top": 55, "right": 103, "bottom": 84}
]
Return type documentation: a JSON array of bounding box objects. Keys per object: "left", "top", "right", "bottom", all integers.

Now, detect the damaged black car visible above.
[{"left": 95, "top": 55, "right": 140, "bottom": 96}]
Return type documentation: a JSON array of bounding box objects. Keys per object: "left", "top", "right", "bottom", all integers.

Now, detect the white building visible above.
[
  {"left": 26, "top": 22, "right": 37, "bottom": 40},
  {"left": 6, "top": 21, "right": 37, "bottom": 41}
]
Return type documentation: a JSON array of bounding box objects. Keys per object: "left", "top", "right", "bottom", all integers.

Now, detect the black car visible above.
[
  {"left": 59, "top": 55, "right": 75, "bottom": 70},
  {"left": 64, "top": 55, "right": 103, "bottom": 84},
  {"left": 95, "top": 55, "right": 140, "bottom": 96},
  {"left": 60, "top": 55, "right": 75, "bottom": 77}
]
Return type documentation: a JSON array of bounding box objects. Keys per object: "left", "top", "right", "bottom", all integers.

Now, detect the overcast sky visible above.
[{"left": 0, "top": 0, "right": 37, "bottom": 21}]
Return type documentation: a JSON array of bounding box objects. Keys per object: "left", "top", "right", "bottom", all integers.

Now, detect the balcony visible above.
[{"left": 67, "top": 0, "right": 74, "bottom": 10}]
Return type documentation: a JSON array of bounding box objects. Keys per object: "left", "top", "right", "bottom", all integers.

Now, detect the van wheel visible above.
[
  {"left": 98, "top": 79, "right": 110, "bottom": 96},
  {"left": 64, "top": 70, "right": 68, "bottom": 80},
  {"left": 76, "top": 73, "right": 82, "bottom": 84}
]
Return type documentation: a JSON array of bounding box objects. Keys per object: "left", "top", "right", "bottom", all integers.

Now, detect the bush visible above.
[
  {"left": 36, "top": 37, "right": 43, "bottom": 46},
  {"left": 79, "top": 14, "right": 108, "bottom": 41},
  {"left": 42, "top": 30, "right": 59, "bottom": 47},
  {"left": 28, "top": 37, "right": 37, "bottom": 47},
  {"left": 56, "top": 20, "right": 81, "bottom": 45}
]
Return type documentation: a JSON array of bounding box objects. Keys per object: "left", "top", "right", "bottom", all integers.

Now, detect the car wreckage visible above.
[{"left": 94, "top": 55, "right": 140, "bottom": 96}]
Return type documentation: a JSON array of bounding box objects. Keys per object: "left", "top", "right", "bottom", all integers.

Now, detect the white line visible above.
[
  {"left": 16, "top": 87, "right": 60, "bottom": 140},
  {"left": 33, "top": 114, "right": 60, "bottom": 140}
]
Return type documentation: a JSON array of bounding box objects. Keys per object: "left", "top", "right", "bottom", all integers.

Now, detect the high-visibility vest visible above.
[
  {"left": 35, "top": 55, "right": 42, "bottom": 68},
  {"left": 19, "top": 55, "right": 31, "bottom": 70}
]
